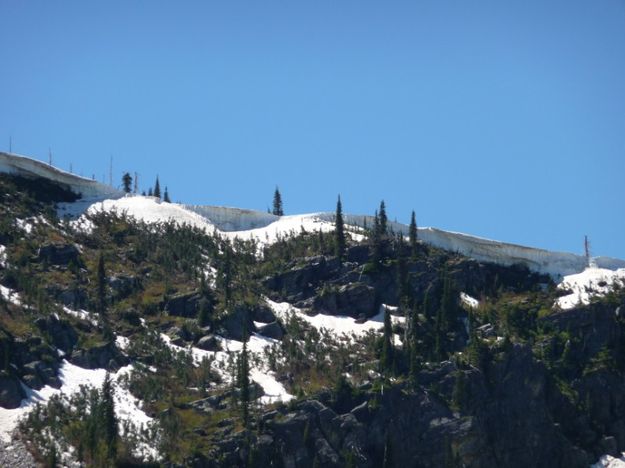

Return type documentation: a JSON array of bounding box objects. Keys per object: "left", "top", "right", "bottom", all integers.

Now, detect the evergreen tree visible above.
[
  {"left": 154, "top": 176, "right": 161, "bottom": 199},
  {"left": 97, "top": 252, "right": 106, "bottom": 316},
  {"left": 381, "top": 306, "right": 394, "bottom": 372},
  {"left": 217, "top": 245, "right": 234, "bottom": 306},
  {"left": 147, "top": 187, "right": 153, "bottom": 197},
  {"left": 163, "top": 186, "right": 171, "bottom": 203},
  {"left": 197, "top": 276, "right": 214, "bottom": 328},
  {"left": 101, "top": 373, "right": 118, "bottom": 460},
  {"left": 378, "top": 200, "right": 388, "bottom": 236},
  {"left": 238, "top": 338, "right": 251, "bottom": 427},
  {"left": 272, "top": 187, "right": 284, "bottom": 216},
  {"left": 409, "top": 210, "right": 418, "bottom": 257},
  {"left": 334, "top": 195, "right": 346, "bottom": 259},
  {"left": 121, "top": 172, "right": 132, "bottom": 193}
]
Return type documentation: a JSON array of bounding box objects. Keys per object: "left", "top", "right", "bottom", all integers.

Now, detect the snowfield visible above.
[
  {"left": 161, "top": 332, "right": 294, "bottom": 404},
  {"left": 61, "top": 195, "right": 625, "bottom": 279},
  {"left": 0, "top": 152, "right": 123, "bottom": 200},
  {"left": 555, "top": 267, "right": 625, "bottom": 310},
  {"left": 0, "top": 360, "right": 156, "bottom": 459},
  {"left": 2, "top": 151, "right": 624, "bottom": 279},
  {"left": 267, "top": 299, "right": 405, "bottom": 341}
]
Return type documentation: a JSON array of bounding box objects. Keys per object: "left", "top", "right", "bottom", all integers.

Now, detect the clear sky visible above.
[{"left": 1, "top": 1, "right": 624, "bottom": 258}]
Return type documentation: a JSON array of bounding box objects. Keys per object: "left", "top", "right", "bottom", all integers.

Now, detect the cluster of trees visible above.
[
  {"left": 20, "top": 374, "right": 126, "bottom": 467},
  {"left": 122, "top": 173, "right": 171, "bottom": 202}
]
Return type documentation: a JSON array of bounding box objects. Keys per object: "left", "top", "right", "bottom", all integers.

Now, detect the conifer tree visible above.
[
  {"left": 378, "top": 200, "right": 388, "bottom": 236},
  {"left": 147, "top": 187, "right": 153, "bottom": 197},
  {"left": 381, "top": 306, "right": 394, "bottom": 372},
  {"left": 334, "top": 195, "right": 346, "bottom": 259},
  {"left": 238, "top": 337, "right": 251, "bottom": 427},
  {"left": 101, "top": 373, "right": 118, "bottom": 460},
  {"left": 97, "top": 252, "right": 106, "bottom": 316},
  {"left": 154, "top": 176, "right": 161, "bottom": 199},
  {"left": 121, "top": 172, "right": 132, "bottom": 193},
  {"left": 409, "top": 210, "right": 418, "bottom": 256},
  {"left": 163, "top": 186, "right": 171, "bottom": 203},
  {"left": 272, "top": 187, "right": 284, "bottom": 216}
]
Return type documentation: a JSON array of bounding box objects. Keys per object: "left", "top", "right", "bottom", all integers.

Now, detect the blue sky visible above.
[{"left": 1, "top": 1, "right": 624, "bottom": 258}]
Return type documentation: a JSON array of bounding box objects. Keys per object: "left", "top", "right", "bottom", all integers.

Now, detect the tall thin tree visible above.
[
  {"left": 121, "top": 172, "right": 132, "bottom": 193},
  {"left": 272, "top": 187, "right": 284, "bottom": 216},
  {"left": 153, "top": 176, "right": 161, "bottom": 199},
  {"left": 335, "top": 195, "right": 346, "bottom": 259},
  {"left": 378, "top": 200, "right": 388, "bottom": 236},
  {"left": 409, "top": 210, "right": 418, "bottom": 257}
]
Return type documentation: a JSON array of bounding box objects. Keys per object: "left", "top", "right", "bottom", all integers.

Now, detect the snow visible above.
[
  {"left": 267, "top": 299, "right": 405, "bottom": 340},
  {"left": 220, "top": 213, "right": 336, "bottom": 246},
  {"left": 555, "top": 267, "right": 625, "bottom": 310},
  {"left": 160, "top": 332, "right": 294, "bottom": 404},
  {"left": 0, "top": 285, "right": 21, "bottom": 306},
  {"left": 3, "top": 152, "right": 625, "bottom": 277},
  {"left": 592, "top": 453, "right": 625, "bottom": 468},
  {"left": 460, "top": 292, "right": 479, "bottom": 309},
  {"left": 0, "top": 245, "right": 6, "bottom": 268},
  {"left": 0, "top": 151, "right": 123, "bottom": 200},
  {"left": 84, "top": 196, "right": 218, "bottom": 232},
  {"left": 116, "top": 335, "right": 130, "bottom": 351},
  {"left": 0, "top": 361, "right": 156, "bottom": 459},
  {"left": 63, "top": 306, "right": 98, "bottom": 326},
  {"left": 14, "top": 218, "right": 33, "bottom": 234}
]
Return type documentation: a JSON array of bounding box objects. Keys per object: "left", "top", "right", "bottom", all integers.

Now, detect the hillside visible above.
[{"left": 1, "top": 152, "right": 625, "bottom": 467}]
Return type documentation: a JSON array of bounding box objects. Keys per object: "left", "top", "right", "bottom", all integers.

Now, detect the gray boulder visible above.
[
  {"left": 165, "top": 292, "right": 201, "bottom": 318},
  {"left": 257, "top": 321, "right": 284, "bottom": 340},
  {"left": 0, "top": 373, "right": 25, "bottom": 409},
  {"left": 37, "top": 244, "right": 80, "bottom": 266},
  {"left": 196, "top": 335, "right": 222, "bottom": 351}
]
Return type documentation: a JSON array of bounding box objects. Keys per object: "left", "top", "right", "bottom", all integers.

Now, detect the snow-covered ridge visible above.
[
  {"left": 2, "top": 152, "right": 624, "bottom": 278},
  {"left": 0, "top": 151, "right": 123, "bottom": 200}
]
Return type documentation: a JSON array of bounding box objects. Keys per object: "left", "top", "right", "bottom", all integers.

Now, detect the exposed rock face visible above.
[
  {"left": 165, "top": 291, "right": 201, "bottom": 317},
  {"left": 200, "top": 340, "right": 610, "bottom": 468},
  {"left": 0, "top": 373, "right": 25, "bottom": 409},
  {"left": 314, "top": 282, "right": 376, "bottom": 318},
  {"left": 70, "top": 341, "right": 127, "bottom": 370},
  {"left": 251, "top": 304, "right": 277, "bottom": 324},
  {"left": 218, "top": 305, "right": 256, "bottom": 341},
  {"left": 37, "top": 244, "right": 80, "bottom": 266},
  {"left": 257, "top": 321, "right": 284, "bottom": 340},
  {"left": 35, "top": 314, "right": 78, "bottom": 354},
  {"left": 197, "top": 335, "right": 222, "bottom": 351},
  {"left": 263, "top": 256, "right": 342, "bottom": 302},
  {"left": 108, "top": 275, "right": 140, "bottom": 300}
]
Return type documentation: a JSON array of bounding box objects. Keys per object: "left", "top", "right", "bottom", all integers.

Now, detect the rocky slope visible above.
[{"left": 1, "top": 154, "right": 625, "bottom": 467}]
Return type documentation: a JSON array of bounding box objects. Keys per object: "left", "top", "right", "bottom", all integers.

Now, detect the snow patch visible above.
[
  {"left": 0, "top": 245, "right": 6, "bottom": 268},
  {"left": 0, "top": 285, "right": 21, "bottom": 306},
  {"left": 160, "top": 332, "right": 294, "bottom": 404},
  {"left": 63, "top": 306, "right": 98, "bottom": 326},
  {"left": 0, "top": 360, "right": 156, "bottom": 455},
  {"left": 592, "top": 453, "right": 625, "bottom": 468},
  {"left": 0, "top": 360, "right": 156, "bottom": 460},
  {"left": 555, "top": 267, "right": 625, "bottom": 310},
  {"left": 267, "top": 299, "right": 405, "bottom": 341},
  {"left": 460, "top": 292, "right": 479, "bottom": 309}
]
